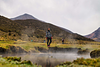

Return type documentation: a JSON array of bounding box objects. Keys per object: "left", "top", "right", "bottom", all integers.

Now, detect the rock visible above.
[
  {"left": 48, "top": 47, "right": 81, "bottom": 53},
  {"left": 34, "top": 47, "right": 48, "bottom": 52},
  {"left": 28, "top": 48, "right": 38, "bottom": 53},
  {"left": 77, "top": 49, "right": 89, "bottom": 54},
  {"left": 0, "top": 47, "right": 7, "bottom": 53},
  {"left": 7, "top": 45, "right": 28, "bottom": 53},
  {"left": 90, "top": 50, "right": 100, "bottom": 58}
]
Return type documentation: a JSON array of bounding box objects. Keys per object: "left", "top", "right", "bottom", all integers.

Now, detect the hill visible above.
[
  {"left": 0, "top": 15, "right": 25, "bottom": 40},
  {"left": 85, "top": 27, "right": 100, "bottom": 41},
  {"left": 14, "top": 19, "right": 94, "bottom": 41},
  {"left": 0, "top": 15, "right": 24, "bottom": 32},
  {"left": 0, "top": 14, "right": 94, "bottom": 42},
  {"left": 11, "top": 13, "right": 37, "bottom": 20}
]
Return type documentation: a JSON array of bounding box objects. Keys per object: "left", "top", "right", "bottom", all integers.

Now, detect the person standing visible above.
[
  {"left": 46, "top": 28, "right": 52, "bottom": 47},
  {"left": 62, "top": 39, "right": 64, "bottom": 44}
]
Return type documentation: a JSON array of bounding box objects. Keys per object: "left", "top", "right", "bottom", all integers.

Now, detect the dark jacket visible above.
[{"left": 46, "top": 30, "right": 52, "bottom": 38}]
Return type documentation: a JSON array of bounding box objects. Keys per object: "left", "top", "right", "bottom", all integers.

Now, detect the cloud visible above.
[{"left": 0, "top": 0, "right": 100, "bottom": 35}]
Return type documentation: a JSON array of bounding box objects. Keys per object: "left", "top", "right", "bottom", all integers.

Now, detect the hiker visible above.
[
  {"left": 44, "top": 40, "right": 46, "bottom": 43},
  {"left": 62, "top": 39, "right": 64, "bottom": 44},
  {"left": 46, "top": 28, "right": 52, "bottom": 47}
]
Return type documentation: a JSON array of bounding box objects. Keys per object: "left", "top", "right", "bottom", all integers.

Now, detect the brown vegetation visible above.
[{"left": 14, "top": 19, "right": 94, "bottom": 41}]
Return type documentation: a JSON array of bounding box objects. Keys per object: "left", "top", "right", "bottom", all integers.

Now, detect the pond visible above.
[{"left": 1, "top": 52, "right": 90, "bottom": 67}]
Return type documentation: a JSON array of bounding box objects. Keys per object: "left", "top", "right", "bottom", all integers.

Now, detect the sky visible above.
[{"left": 0, "top": 0, "right": 100, "bottom": 35}]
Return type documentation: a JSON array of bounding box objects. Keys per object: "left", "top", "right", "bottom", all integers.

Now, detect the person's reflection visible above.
[{"left": 45, "top": 56, "right": 51, "bottom": 67}]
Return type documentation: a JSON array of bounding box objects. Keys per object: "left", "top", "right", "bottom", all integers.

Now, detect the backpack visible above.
[{"left": 46, "top": 31, "right": 52, "bottom": 38}]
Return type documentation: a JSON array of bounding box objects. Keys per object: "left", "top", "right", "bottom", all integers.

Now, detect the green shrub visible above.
[{"left": 5, "top": 57, "right": 21, "bottom": 62}]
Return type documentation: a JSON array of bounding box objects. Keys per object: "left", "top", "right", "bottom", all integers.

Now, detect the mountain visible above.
[
  {"left": 0, "top": 14, "right": 94, "bottom": 41},
  {"left": 11, "top": 13, "right": 37, "bottom": 20},
  {"left": 11, "top": 14, "right": 73, "bottom": 34},
  {"left": 85, "top": 27, "right": 100, "bottom": 41},
  {"left": 14, "top": 19, "right": 94, "bottom": 41}
]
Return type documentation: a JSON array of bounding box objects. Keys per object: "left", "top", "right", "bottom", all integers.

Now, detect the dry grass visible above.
[
  {"left": 0, "top": 56, "right": 42, "bottom": 67},
  {"left": 0, "top": 40, "right": 100, "bottom": 51}
]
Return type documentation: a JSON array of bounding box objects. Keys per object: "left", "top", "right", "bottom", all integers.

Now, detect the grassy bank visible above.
[
  {"left": 0, "top": 40, "right": 100, "bottom": 67},
  {"left": 0, "top": 40, "right": 100, "bottom": 52},
  {"left": 14, "top": 40, "right": 100, "bottom": 51},
  {"left": 0, "top": 56, "right": 42, "bottom": 67},
  {"left": 56, "top": 57, "right": 100, "bottom": 67}
]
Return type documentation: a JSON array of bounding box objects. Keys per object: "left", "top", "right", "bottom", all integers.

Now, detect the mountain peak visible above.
[
  {"left": 23, "top": 13, "right": 29, "bottom": 15},
  {"left": 23, "top": 13, "right": 31, "bottom": 16},
  {"left": 11, "top": 13, "right": 37, "bottom": 20}
]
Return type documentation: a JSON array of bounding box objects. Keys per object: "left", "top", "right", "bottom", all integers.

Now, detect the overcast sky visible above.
[{"left": 0, "top": 0, "right": 100, "bottom": 35}]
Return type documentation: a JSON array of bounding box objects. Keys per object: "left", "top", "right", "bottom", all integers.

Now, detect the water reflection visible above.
[{"left": 1, "top": 53, "right": 90, "bottom": 67}]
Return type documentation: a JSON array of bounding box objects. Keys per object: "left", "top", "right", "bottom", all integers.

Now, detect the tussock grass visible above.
[
  {"left": 0, "top": 56, "right": 42, "bottom": 67},
  {"left": 56, "top": 57, "right": 100, "bottom": 67},
  {"left": 0, "top": 40, "right": 14, "bottom": 49}
]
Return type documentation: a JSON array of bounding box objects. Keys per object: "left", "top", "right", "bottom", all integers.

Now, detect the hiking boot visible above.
[{"left": 48, "top": 45, "right": 50, "bottom": 47}]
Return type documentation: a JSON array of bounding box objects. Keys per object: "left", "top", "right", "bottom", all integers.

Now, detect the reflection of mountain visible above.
[
  {"left": 11, "top": 13, "right": 37, "bottom": 20},
  {"left": 85, "top": 27, "right": 100, "bottom": 41}
]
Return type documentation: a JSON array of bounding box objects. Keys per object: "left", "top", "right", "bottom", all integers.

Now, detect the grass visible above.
[
  {"left": 0, "top": 40, "right": 100, "bottom": 67},
  {"left": 0, "top": 56, "right": 42, "bottom": 67},
  {"left": 56, "top": 57, "right": 100, "bottom": 67},
  {"left": 0, "top": 40, "right": 100, "bottom": 51},
  {"left": 14, "top": 41, "right": 48, "bottom": 51},
  {"left": 0, "top": 40, "right": 15, "bottom": 49}
]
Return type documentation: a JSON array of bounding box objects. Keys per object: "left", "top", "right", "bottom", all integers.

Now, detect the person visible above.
[
  {"left": 46, "top": 28, "right": 52, "bottom": 47},
  {"left": 62, "top": 39, "right": 64, "bottom": 44},
  {"left": 44, "top": 40, "right": 46, "bottom": 43}
]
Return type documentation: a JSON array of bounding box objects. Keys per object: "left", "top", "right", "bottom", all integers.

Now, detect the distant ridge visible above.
[
  {"left": 11, "top": 13, "right": 37, "bottom": 20},
  {"left": 85, "top": 27, "right": 100, "bottom": 41}
]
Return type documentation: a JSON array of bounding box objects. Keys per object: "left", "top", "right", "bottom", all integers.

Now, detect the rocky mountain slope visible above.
[{"left": 85, "top": 27, "right": 100, "bottom": 41}]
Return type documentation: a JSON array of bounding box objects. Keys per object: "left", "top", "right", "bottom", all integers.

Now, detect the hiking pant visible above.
[{"left": 47, "top": 38, "right": 52, "bottom": 46}]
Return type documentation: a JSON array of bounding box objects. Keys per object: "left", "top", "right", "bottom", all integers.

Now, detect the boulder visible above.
[{"left": 90, "top": 50, "right": 100, "bottom": 58}]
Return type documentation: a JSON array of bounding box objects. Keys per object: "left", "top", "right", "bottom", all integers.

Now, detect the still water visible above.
[{"left": 1, "top": 53, "right": 90, "bottom": 67}]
